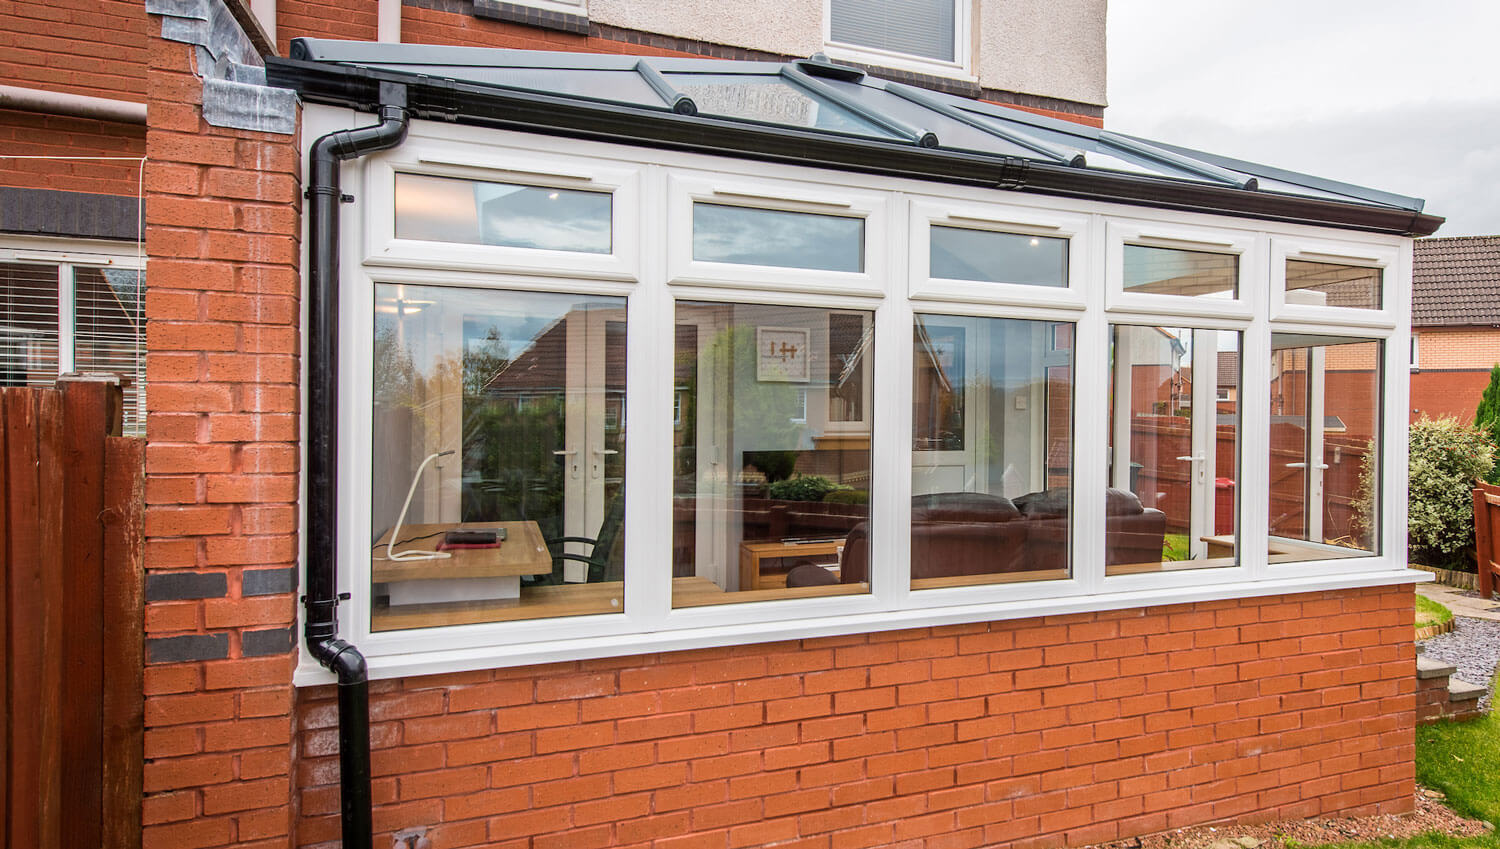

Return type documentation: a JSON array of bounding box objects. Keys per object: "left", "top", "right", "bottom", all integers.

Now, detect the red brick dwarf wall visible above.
[
  {"left": 139, "top": 28, "right": 304, "bottom": 849},
  {"left": 295, "top": 585, "right": 1415, "bottom": 849}
]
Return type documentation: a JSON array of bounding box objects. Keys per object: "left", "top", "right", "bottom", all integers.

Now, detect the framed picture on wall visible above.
[{"left": 757, "top": 326, "right": 810, "bottom": 382}]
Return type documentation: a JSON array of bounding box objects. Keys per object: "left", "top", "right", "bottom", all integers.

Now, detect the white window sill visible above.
[{"left": 293, "top": 567, "right": 1431, "bottom": 686}]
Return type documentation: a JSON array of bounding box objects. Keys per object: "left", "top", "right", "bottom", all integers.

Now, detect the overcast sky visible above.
[{"left": 1106, "top": 0, "right": 1500, "bottom": 236}]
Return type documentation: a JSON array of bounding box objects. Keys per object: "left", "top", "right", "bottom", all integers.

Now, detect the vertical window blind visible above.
[
  {"left": 74, "top": 266, "right": 145, "bottom": 434},
  {"left": 0, "top": 262, "right": 60, "bottom": 390},
  {"left": 830, "top": 0, "right": 957, "bottom": 63}
]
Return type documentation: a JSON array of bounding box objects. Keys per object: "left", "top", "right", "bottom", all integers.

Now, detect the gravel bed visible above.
[
  {"left": 1082, "top": 792, "right": 1491, "bottom": 849},
  {"left": 1419, "top": 615, "right": 1500, "bottom": 710}
]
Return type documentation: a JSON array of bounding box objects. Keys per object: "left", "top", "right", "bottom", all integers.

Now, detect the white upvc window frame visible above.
[
  {"left": 1270, "top": 236, "right": 1400, "bottom": 329},
  {"left": 0, "top": 236, "right": 145, "bottom": 408},
  {"left": 297, "top": 105, "right": 1427, "bottom": 685},
  {"left": 1105, "top": 217, "right": 1259, "bottom": 321},
  {"left": 666, "top": 171, "right": 889, "bottom": 296},
  {"left": 822, "top": 0, "right": 974, "bottom": 81},
  {"left": 907, "top": 196, "right": 1089, "bottom": 310},
  {"left": 363, "top": 132, "right": 641, "bottom": 282}
]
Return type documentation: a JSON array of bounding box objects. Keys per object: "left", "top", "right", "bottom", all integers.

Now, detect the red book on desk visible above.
[{"left": 436, "top": 541, "right": 504, "bottom": 551}]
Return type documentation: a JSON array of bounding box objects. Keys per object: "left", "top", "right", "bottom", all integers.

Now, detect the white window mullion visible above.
[
  {"left": 1072, "top": 214, "right": 1108, "bottom": 594},
  {"left": 1238, "top": 236, "right": 1273, "bottom": 580},
  {"left": 875, "top": 195, "right": 911, "bottom": 611},
  {"left": 56, "top": 264, "right": 74, "bottom": 374}
]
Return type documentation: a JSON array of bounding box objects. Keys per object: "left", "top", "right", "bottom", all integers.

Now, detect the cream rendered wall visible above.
[{"left": 588, "top": 0, "right": 1108, "bottom": 107}]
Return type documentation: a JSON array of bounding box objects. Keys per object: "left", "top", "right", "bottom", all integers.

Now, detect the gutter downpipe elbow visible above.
[{"left": 303, "top": 81, "right": 409, "bottom": 849}]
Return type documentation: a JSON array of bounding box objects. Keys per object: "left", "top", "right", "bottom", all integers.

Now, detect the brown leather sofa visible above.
[{"left": 837, "top": 489, "right": 1167, "bottom": 583}]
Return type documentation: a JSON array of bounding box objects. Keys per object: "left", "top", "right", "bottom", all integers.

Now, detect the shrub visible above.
[
  {"left": 1475, "top": 364, "right": 1500, "bottom": 483},
  {"left": 768, "top": 474, "right": 845, "bottom": 502},
  {"left": 1403, "top": 417, "right": 1496, "bottom": 570},
  {"left": 822, "top": 488, "right": 869, "bottom": 505}
]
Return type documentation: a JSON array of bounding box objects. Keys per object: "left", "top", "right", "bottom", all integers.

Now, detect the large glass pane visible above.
[
  {"left": 1286, "top": 260, "right": 1382, "bottom": 310},
  {"left": 74, "top": 266, "right": 145, "bottom": 435},
  {"left": 1108, "top": 325, "right": 1241, "bottom": 574},
  {"left": 672, "top": 301, "right": 873, "bottom": 606},
  {"left": 930, "top": 226, "right": 1068, "bottom": 287},
  {"left": 0, "top": 262, "right": 58, "bottom": 389},
  {"left": 692, "top": 203, "right": 864, "bottom": 272},
  {"left": 1124, "top": 245, "right": 1238, "bottom": 299},
  {"left": 911, "top": 316, "right": 1073, "bottom": 588},
  {"left": 394, "top": 172, "right": 612, "bottom": 253},
  {"left": 1269, "top": 335, "right": 1381, "bottom": 560},
  {"left": 371, "top": 284, "right": 626, "bottom": 631}
]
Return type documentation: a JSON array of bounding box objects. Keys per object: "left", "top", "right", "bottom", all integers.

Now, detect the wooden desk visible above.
[
  {"left": 739, "top": 538, "right": 842, "bottom": 591},
  {"left": 373, "top": 521, "right": 552, "bottom": 606}
]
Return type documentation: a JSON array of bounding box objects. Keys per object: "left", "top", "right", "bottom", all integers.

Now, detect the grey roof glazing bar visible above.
[
  {"left": 779, "top": 66, "right": 939, "bottom": 148},
  {"left": 885, "top": 82, "right": 1086, "bottom": 167},
  {"left": 1099, "top": 132, "right": 1257, "bottom": 191},
  {"left": 634, "top": 60, "right": 697, "bottom": 115}
]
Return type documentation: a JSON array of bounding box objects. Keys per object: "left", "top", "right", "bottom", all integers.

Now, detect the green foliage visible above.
[
  {"left": 768, "top": 474, "right": 846, "bottom": 502},
  {"left": 1475, "top": 364, "right": 1500, "bottom": 484},
  {"left": 1416, "top": 594, "right": 1454, "bottom": 628},
  {"left": 821, "top": 488, "right": 868, "bottom": 505},
  {"left": 1161, "top": 533, "right": 1190, "bottom": 562},
  {"left": 1403, "top": 417, "right": 1496, "bottom": 570}
]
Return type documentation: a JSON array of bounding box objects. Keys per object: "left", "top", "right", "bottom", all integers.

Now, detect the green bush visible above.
[
  {"left": 822, "top": 489, "right": 868, "bottom": 505},
  {"left": 768, "top": 474, "right": 846, "bottom": 502},
  {"left": 1475, "top": 363, "right": 1500, "bottom": 484},
  {"left": 1405, "top": 417, "right": 1496, "bottom": 570}
]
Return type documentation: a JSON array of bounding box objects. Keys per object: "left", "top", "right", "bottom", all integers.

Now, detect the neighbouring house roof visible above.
[
  {"left": 1217, "top": 351, "right": 1239, "bottom": 387},
  {"left": 1413, "top": 235, "right": 1500, "bottom": 327},
  {"left": 267, "top": 40, "right": 1443, "bottom": 237}
]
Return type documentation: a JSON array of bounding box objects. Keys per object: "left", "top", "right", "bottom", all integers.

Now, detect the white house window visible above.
[
  {"left": 0, "top": 248, "right": 144, "bottom": 434},
  {"left": 671, "top": 300, "right": 874, "bottom": 605},
  {"left": 1285, "top": 259, "right": 1382, "bottom": 311},
  {"left": 394, "top": 172, "right": 612, "bottom": 254},
  {"left": 691, "top": 203, "right": 865, "bottom": 272},
  {"left": 316, "top": 120, "right": 1419, "bottom": 680},
  {"left": 369, "top": 283, "right": 627, "bottom": 631},
  {"left": 827, "top": 0, "right": 968, "bottom": 75},
  {"left": 1123, "top": 244, "right": 1238, "bottom": 300},
  {"left": 1268, "top": 335, "right": 1381, "bottom": 561},
  {"left": 930, "top": 227, "right": 1068, "bottom": 288},
  {"left": 1108, "top": 325, "right": 1241, "bottom": 574},
  {"left": 909, "top": 315, "right": 1074, "bottom": 588}
]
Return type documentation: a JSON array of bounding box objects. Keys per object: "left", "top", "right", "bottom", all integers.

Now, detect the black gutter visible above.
[
  {"left": 266, "top": 57, "right": 1442, "bottom": 236},
  {"left": 303, "top": 80, "right": 410, "bottom": 849}
]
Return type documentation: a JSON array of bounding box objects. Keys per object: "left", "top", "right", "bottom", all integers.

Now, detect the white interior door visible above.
[
  {"left": 560, "top": 303, "right": 616, "bottom": 582},
  {"left": 913, "top": 318, "right": 983, "bottom": 496}
]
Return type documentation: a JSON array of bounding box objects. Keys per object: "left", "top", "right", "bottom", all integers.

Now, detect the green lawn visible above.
[
  {"left": 1163, "top": 533, "right": 1190, "bottom": 561},
  {"left": 1418, "top": 595, "right": 1456, "bottom": 630}
]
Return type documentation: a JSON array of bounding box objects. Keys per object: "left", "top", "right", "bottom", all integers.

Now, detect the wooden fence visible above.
[
  {"left": 1475, "top": 479, "right": 1500, "bottom": 599},
  {"left": 2, "top": 379, "right": 144, "bottom": 849}
]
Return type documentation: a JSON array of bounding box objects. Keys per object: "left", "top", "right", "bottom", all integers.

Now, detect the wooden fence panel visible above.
[
  {"left": 1475, "top": 480, "right": 1500, "bottom": 599},
  {"left": 1, "top": 381, "right": 142, "bottom": 849}
]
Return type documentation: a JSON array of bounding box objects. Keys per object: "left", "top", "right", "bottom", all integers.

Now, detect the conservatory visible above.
[{"left": 270, "top": 41, "right": 1439, "bottom": 680}]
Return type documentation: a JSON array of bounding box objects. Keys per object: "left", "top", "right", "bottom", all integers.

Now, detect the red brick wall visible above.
[
  {"left": 1410, "top": 370, "right": 1492, "bottom": 424},
  {"left": 0, "top": 0, "right": 147, "bottom": 101},
  {"left": 275, "top": 0, "right": 381, "bottom": 57},
  {"left": 295, "top": 586, "right": 1416, "bottom": 849},
  {"left": 140, "top": 26, "right": 304, "bottom": 849},
  {"left": 0, "top": 0, "right": 148, "bottom": 196}
]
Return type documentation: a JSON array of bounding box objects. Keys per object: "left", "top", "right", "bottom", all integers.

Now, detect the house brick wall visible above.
[
  {"left": 295, "top": 585, "right": 1415, "bottom": 849},
  {"left": 140, "top": 24, "right": 304, "bottom": 849},
  {"left": 0, "top": 0, "right": 148, "bottom": 199},
  {"left": 1414, "top": 327, "right": 1500, "bottom": 371},
  {"left": 0, "top": 0, "right": 147, "bottom": 101}
]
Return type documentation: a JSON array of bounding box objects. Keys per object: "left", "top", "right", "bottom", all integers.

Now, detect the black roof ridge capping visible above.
[{"left": 882, "top": 80, "right": 1086, "bottom": 167}]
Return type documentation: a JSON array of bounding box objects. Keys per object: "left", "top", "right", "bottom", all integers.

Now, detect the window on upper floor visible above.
[{"left": 826, "top": 0, "right": 971, "bottom": 78}]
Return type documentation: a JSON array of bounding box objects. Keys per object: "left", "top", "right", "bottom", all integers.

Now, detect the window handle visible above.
[
  {"left": 1176, "top": 454, "right": 1203, "bottom": 463},
  {"left": 592, "top": 449, "right": 619, "bottom": 456},
  {"left": 1285, "top": 462, "right": 1331, "bottom": 470}
]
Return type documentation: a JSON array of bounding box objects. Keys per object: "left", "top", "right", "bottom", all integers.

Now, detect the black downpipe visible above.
[{"left": 304, "top": 80, "right": 409, "bottom": 849}]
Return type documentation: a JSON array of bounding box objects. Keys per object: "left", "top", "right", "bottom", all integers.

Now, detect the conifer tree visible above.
[{"left": 1475, "top": 363, "right": 1500, "bottom": 483}]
